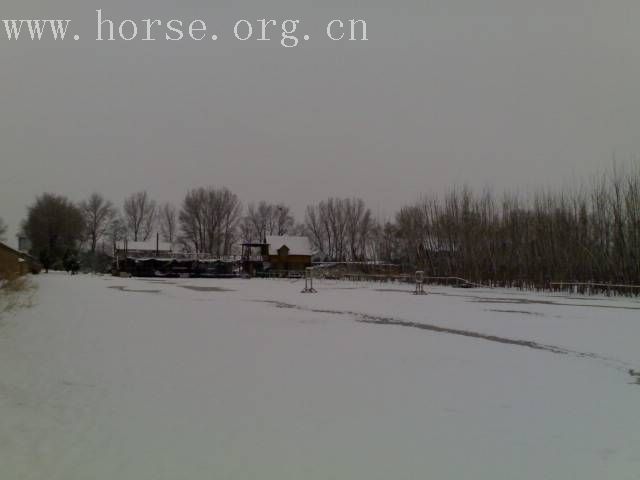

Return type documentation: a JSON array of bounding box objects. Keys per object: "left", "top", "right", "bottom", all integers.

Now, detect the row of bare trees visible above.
[
  {"left": 386, "top": 165, "right": 640, "bottom": 286},
  {"left": 178, "top": 187, "right": 242, "bottom": 256},
  {"left": 72, "top": 189, "right": 237, "bottom": 257},
  {"left": 78, "top": 192, "right": 179, "bottom": 252},
  {"left": 16, "top": 162, "right": 640, "bottom": 285},
  {"left": 240, "top": 201, "right": 296, "bottom": 243},
  {"left": 76, "top": 189, "right": 271, "bottom": 257},
  {"left": 304, "top": 198, "right": 375, "bottom": 262}
]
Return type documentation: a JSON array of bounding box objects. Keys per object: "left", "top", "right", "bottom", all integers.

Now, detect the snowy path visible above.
[{"left": 1, "top": 273, "right": 639, "bottom": 479}]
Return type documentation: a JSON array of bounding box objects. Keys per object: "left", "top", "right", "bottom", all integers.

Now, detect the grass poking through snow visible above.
[{"left": 0, "top": 276, "right": 37, "bottom": 318}]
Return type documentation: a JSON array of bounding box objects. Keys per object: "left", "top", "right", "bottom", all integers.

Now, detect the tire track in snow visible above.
[{"left": 255, "top": 300, "right": 638, "bottom": 381}]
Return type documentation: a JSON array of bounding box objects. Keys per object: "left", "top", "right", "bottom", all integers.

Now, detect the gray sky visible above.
[{"left": 2, "top": 0, "right": 640, "bottom": 245}]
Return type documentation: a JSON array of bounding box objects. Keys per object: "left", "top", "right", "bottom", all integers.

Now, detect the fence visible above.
[
  {"left": 550, "top": 281, "right": 640, "bottom": 297},
  {"left": 253, "top": 269, "right": 640, "bottom": 297}
]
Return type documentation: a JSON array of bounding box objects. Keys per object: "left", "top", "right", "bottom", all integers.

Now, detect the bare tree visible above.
[
  {"left": 179, "top": 187, "right": 242, "bottom": 256},
  {"left": 217, "top": 188, "right": 243, "bottom": 256},
  {"left": 0, "top": 217, "right": 7, "bottom": 242},
  {"left": 246, "top": 201, "right": 271, "bottom": 242},
  {"left": 80, "top": 193, "right": 115, "bottom": 253},
  {"left": 106, "top": 215, "right": 127, "bottom": 251},
  {"left": 239, "top": 216, "right": 254, "bottom": 244},
  {"left": 243, "top": 201, "right": 295, "bottom": 242},
  {"left": 179, "top": 188, "right": 208, "bottom": 253},
  {"left": 274, "top": 203, "right": 295, "bottom": 235},
  {"left": 123, "top": 191, "right": 156, "bottom": 242},
  {"left": 304, "top": 198, "right": 372, "bottom": 262},
  {"left": 371, "top": 220, "right": 399, "bottom": 263},
  {"left": 289, "top": 222, "right": 308, "bottom": 237},
  {"left": 383, "top": 161, "right": 640, "bottom": 290},
  {"left": 158, "top": 203, "right": 178, "bottom": 244},
  {"left": 344, "top": 198, "right": 373, "bottom": 261},
  {"left": 304, "top": 204, "right": 327, "bottom": 259}
]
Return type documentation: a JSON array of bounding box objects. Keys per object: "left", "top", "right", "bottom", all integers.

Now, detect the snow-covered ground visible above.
[{"left": 1, "top": 273, "right": 639, "bottom": 479}]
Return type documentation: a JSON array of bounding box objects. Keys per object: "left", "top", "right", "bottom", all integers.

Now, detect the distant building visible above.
[
  {"left": 113, "top": 238, "right": 174, "bottom": 277},
  {"left": 17, "top": 235, "right": 32, "bottom": 253},
  {"left": 0, "top": 241, "right": 41, "bottom": 280},
  {"left": 111, "top": 238, "right": 238, "bottom": 278},
  {"left": 242, "top": 235, "right": 313, "bottom": 275},
  {"left": 114, "top": 239, "right": 174, "bottom": 258},
  {"left": 265, "top": 236, "right": 313, "bottom": 271}
]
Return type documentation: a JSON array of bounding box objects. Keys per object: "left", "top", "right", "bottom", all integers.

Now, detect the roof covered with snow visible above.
[
  {"left": 0, "top": 241, "right": 32, "bottom": 258},
  {"left": 266, "top": 236, "right": 312, "bottom": 256}
]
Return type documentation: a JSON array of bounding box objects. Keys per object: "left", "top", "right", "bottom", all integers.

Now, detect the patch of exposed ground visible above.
[{"left": 0, "top": 278, "right": 37, "bottom": 320}]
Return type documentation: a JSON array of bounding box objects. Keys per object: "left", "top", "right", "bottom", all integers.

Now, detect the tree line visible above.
[
  {"left": 387, "top": 164, "right": 640, "bottom": 287},
  {"left": 11, "top": 162, "right": 640, "bottom": 285}
]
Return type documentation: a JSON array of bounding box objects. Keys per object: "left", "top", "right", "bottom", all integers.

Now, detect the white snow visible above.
[
  {"left": 265, "top": 235, "right": 312, "bottom": 256},
  {"left": 1, "top": 274, "right": 639, "bottom": 479}
]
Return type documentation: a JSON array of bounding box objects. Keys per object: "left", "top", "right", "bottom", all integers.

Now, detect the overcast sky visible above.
[{"left": 2, "top": 0, "right": 640, "bottom": 245}]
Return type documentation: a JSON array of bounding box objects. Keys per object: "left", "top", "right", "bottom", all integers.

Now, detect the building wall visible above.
[
  {"left": 0, "top": 243, "right": 31, "bottom": 280},
  {"left": 267, "top": 254, "right": 311, "bottom": 271}
]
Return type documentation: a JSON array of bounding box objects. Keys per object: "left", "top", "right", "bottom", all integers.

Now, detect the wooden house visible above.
[
  {"left": 0, "top": 241, "right": 41, "bottom": 280},
  {"left": 242, "top": 236, "right": 313, "bottom": 275},
  {"left": 265, "top": 236, "right": 313, "bottom": 271}
]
